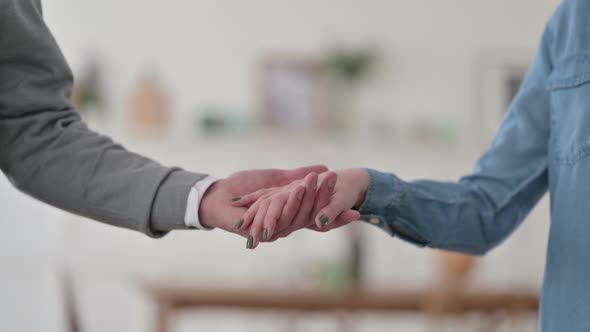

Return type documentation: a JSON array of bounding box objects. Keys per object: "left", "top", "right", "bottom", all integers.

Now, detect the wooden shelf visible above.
[{"left": 143, "top": 281, "right": 539, "bottom": 332}]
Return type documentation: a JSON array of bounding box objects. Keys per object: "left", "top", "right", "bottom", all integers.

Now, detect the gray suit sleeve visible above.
[{"left": 0, "top": 0, "right": 207, "bottom": 236}]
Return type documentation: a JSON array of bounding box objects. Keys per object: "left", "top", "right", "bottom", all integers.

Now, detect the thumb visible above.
[
  {"left": 276, "top": 165, "right": 329, "bottom": 185},
  {"left": 308, "top": 209, "right": 360, "bottom": 232},
  {"left": 340, "top": 209, "right": 361, "bottom": 223},
  {"left": 314, "top": 193, "right": 353, "bottom": 229}
]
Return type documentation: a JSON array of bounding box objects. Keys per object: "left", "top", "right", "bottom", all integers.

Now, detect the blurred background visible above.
[{"left": 1, "top": 0, "right": 561, "bottom": 331}]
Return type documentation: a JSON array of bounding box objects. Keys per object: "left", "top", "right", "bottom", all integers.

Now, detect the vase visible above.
[{"left": 435, "top": 250, "right": 477, "bottom": 291}]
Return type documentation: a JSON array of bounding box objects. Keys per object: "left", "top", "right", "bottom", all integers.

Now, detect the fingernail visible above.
[
  {"left": 234, "top": 218, "right": 244, "bottom": 230},
  {"left": 320, "top": 215, "right": 329, "bottom": 227},
  {"left": 328, "top": 179, "right": 337, "bottom": 188},
  {"left": 262, "top": 228, "right": 268, "bottom": 241},
  {"left": 247, "top": 236, "right": 254, "bottom": 249},
  {"left": 231, "top": 197, "right": 241, "bottom": 202}
]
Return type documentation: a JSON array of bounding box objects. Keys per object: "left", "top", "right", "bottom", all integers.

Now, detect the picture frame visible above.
[{"left": 259, "top": 56, "right": 329, "bottom": 130}]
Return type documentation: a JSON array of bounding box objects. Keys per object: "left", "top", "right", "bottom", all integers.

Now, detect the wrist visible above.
[
  {"left": 352, "top": 168, "right": 369, "bottom": 209},
  {"left": 198, "top": 180, "right": 222, "bottom": 229},
  {"left": 334, "top": 168, "right": 369, "bottom": 210}
]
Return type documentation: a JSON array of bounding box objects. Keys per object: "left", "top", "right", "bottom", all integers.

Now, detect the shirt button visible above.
[{"left": 369, "top": 217, "right": 380, "bottom": 225}]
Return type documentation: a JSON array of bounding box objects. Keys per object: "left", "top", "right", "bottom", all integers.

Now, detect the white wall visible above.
[
  {"left": 43, "top": 0, "right": 559, "bottom": 141},
  {"left": 0, "top": 1, "right": 560, "bottom": 331}
]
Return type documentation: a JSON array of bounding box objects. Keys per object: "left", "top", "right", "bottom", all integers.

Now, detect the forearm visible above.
[
  {"left": 358, "top": 19, "right": 554, "bottom": 255},
  {"left": 0, "top": 84, "right": 207, "bottom": 236},
  {"left": 0, "top": 0, "right": 206, "bottom": 236},
  {"left": 358, "top": 168, "right": 546, "bottom": 255}
]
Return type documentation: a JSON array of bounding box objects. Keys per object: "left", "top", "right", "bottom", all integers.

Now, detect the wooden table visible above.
[{"left": 143, "top": 282, "right": 539, "bottom": 332}]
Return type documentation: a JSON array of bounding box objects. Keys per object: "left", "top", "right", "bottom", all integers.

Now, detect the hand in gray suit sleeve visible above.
[{"left": 0, "top": 0, "right": 207, "bottom": 236}]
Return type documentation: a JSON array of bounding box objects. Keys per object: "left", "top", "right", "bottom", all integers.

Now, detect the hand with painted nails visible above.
[
  {"left": 230, "top": 172, "right": 318, "bottom": 249},
  {"left": 198, "top": 165, "right": 329, "bottom": 240},
  {"left": 265, "top": 169, "right": 365, "bottom": 242},
  {"left": 269, "top": 171, "right": 361, "bottom": 241},
  {"left": 233, "top": 170, "right": 365, "bottom": 248},
  {"left": 306, "top": 168, "right": 369, "bottom": 232}
]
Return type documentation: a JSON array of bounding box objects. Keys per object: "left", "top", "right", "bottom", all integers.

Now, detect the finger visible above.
[
  {"left": 268, "top": 174, "right": 318, "bottom": 241},
  {"left": 249, "top": 199, "right": 270, "bottom": 249},
  {"left": 296, "top": 173, "right": 319, "bottom": 220},
  {"left": 261, "top": 192, "right": 291, "bottom": 242},
  {"left": 308, "top": 210, "right": 360, "bottom": 232},
  {"left": 237, "top": 199, "right": 262, "bottom": 231},
  {"left": 311, "top": 172, "right": 338, "bottom": 228},
  {"left": 275, "top": 165, "right": 328, "bottom": 186},
  {"left": 274, "top": 186, "right": 305, "bottom": 233},
  {"left": 268, "top": 197, "right": 352, "bottom": 241},
  {"left": 225, "top": 207, "right": 251, "bottom": 238},
  {"left": 314, "top": 192, "right": 351, "bottom": 229},
  {"left": 231, "top": 188, "right": 272, "bottom": 207},
  {"left": 302, "top": 172, "right": 319, "bottom": 193}
]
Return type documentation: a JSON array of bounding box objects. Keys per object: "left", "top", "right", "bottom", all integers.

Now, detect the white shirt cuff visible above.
[{"left": 184, "top": 176, "right": 219, "bottom": 230}]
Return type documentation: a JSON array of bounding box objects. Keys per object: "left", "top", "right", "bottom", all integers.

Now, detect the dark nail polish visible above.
[
  {"left": 234, "top": 218, "right": 244, "bottom": 230},
  {"left": 247, "top": 236, "right": 254, "bottom": 249},
  {"left": 262, "top": 228, "right": 268, "bottom": 241},
  {"left": 231, "top": 197, "right": 241, "bottom": 202},
  {"left": 320, "top": 215, "right": 329, "bottom": 227}
]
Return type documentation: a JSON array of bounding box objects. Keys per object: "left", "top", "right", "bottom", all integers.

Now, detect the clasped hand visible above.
[{"left": 198, "top": 166, "right": 369, "bottom": 249}]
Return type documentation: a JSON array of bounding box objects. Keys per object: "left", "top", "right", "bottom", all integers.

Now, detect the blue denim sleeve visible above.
[{"left": 359, "top": 17, "right": 556, "bottom": 255}]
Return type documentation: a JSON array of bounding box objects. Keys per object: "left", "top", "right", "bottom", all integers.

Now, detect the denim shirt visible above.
[{"left": 358, "top": 0, "right": 590, "bottom": 330}]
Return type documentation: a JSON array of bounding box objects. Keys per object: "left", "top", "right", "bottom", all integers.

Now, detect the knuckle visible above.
[
  {"left": 244, "top": 210, "right": 255, "bottom": 221},
  {"left": 272, "top": 196, "right": 285, "bottom": 205},
  {"left": 283, "top": 204, "right": 296, "bottom": 215},
  {"left": 250, "top": 190, "right": 263, "bottom": 198}
]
